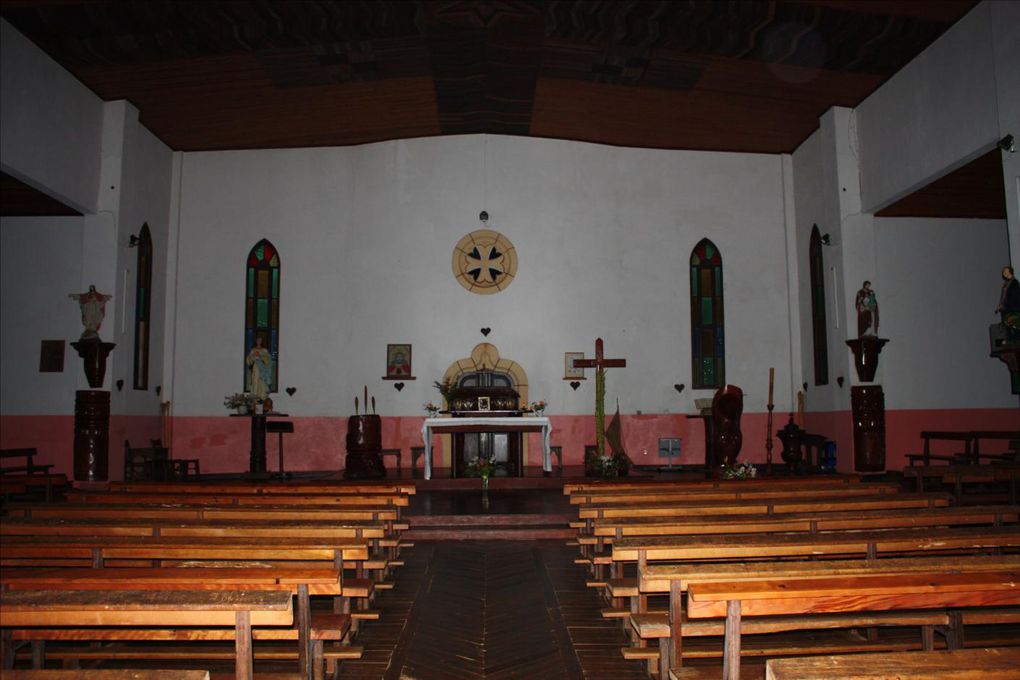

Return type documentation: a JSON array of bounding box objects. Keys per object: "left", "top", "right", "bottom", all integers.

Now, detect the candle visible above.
[{"left": 768, "top": 367, "right": 775, "bottom": 407}]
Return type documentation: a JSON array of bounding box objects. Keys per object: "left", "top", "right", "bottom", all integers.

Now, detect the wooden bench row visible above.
[
  {"left": 564, "top": 477, "right": 1020, "bottom": 679},
  {"left": 1, "top": 482, "right": 416, "bottom": 679}
]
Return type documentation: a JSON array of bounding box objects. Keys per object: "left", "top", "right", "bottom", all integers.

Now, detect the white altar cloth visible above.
[{"left": 419, "top": 416, "right": 553, "bottom": 480}]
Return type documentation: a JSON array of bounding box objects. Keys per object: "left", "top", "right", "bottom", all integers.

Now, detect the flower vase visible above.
[{"left": 481, "top": 474, "right": 489, "bottom": 492}]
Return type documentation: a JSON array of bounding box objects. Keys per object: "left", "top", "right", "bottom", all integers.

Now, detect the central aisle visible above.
[{"left": 337, "top": 540, "right": 647, "bottom": 680}]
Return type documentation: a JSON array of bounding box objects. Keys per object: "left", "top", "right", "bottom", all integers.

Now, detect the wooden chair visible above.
[{"left": 123, "top": 440, "right": 170, "bottom": 482}]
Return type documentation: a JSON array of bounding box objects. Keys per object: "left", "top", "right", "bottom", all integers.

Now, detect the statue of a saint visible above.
[
  {"left": 996, "top": 266, "right": 1020, "bottom": 342},
  {"left": 246, "top": 336, "right": 273, "bottom": 401},
  {"left": 855, "top": 281, "right": 879, "bottom": 337},
  {"left": 68, "top": 285, "right": 113, "bottom": 340}
]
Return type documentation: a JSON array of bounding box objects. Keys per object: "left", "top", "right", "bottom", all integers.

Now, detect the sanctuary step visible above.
[{"left": 404, "top": 489, "right": 574, "bottom": 540}]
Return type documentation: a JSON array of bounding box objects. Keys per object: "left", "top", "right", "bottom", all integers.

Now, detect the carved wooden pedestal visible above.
[
  {"left": 71, "top": 341, "right": 116, "bottom": 388},
  {"left": 74, "top": 390, "right": 110, "bottom": 481},
  {"left": 344, "top": 415, "right": 386, "bottom": 479},
  {"left": 851, "top": 385, "right": 885, "bottom": 472},
  {"left": 846, "top": 337, "right": 889, "bottom": 383}
]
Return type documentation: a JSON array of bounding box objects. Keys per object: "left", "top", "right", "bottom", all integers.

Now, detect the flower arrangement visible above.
[
  {"left": 424, "top": 401, "right": 440, "bottom": 417},
  {"left": 464, "top": 456, "right": 496, "bottom": 479},
  {"left": 721, "top": 461, "right": 757, "bottom": 480},
  {"left": 529, "top": 400, "right": 547, "bottom": 416},
  {"left": 584, "top": 449, "right": 630, "bottom": 478},
  {"left": 224, "top": 392, "right": 258, "bottom": 413},
  {"left": 433, "top": 379, "right": 454, "bottom": 399}
]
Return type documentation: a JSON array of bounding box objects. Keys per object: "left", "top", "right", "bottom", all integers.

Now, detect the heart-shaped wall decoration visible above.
[
  {"left": 285, "top": 387, "right": 296, "bottom": 396},
  {"left": 802, "top": 382, "right": 809, "bottom": 392},
  {"left": 674, "top": 383, "right": 685, "bottom": 394},
  {"left": 480, "top": 327, "right": 491, "bottom": 336},
  {"left": 570, "top": 381, "right": 581, "bottom": 390},
  {"left": 115, "top": 379, "right": 124, "bottom": 392},
  {"left": 394, "top": 382, "right": 405, "bottom": 391}
]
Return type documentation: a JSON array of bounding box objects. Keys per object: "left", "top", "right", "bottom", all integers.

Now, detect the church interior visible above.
[{"left": 1, "top": 1, "right": 1019, "bottom": 678}]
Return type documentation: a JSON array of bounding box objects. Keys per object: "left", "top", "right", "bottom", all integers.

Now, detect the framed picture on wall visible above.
[
  {"left": 564, "top": 352, "right": 585, "bottom": 379},
  {"left": 385, "top": 344, "right": 413, "bottom": 379},
  {"left": 477, "top": 396, "right": 491, "bottom": 411}
]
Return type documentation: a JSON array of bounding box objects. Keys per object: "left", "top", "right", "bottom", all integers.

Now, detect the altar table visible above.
[{"left": 420, "top": 417, "right": 553, "bottom": 481}]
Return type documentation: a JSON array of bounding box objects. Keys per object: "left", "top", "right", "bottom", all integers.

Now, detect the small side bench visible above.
[{"left": 0, "top": 448, "right": 53, "bottom": 476}]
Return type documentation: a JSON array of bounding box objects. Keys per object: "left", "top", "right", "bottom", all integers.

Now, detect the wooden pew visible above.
[
  {"left": 0, "top": 535, "right": 372, "bottom": 575},
  {"left": 903, "top": 464, "right": 1016, "bottom": 502},
  {"left": 610, "top": 525, "right": 1020, "bottom": 564},
  {"left": 0, "top": 671, "right": 212, "bottom": 680},
  {"left": 0, "top": 568, "right": 359, "bottom": 679},
  {"left": 905, "top": 431, "right": 974, "bottom": 467},
  {"left": 592, "top": 505, "right": 1020, "bottom": 540},
  {"left": 633, "top": 555, "right": 1020, "bottom": 675},
  {"left": 686, "top": 570, "right": 1020, "bottom": 680},
  {"left": 563, "top": 476, "right": 865, "bottom": 495},
  {"left": 569, "top": 481, "right": 899, "bottom": 505},
  {"left": 966, "top": 431, "right": 1020, "bottom": 464},
  {"left": 0, "top": 589, "right": 293, "bottom": 680},
  {"left": 1, "top": 517, "right": 390, "bottom": 541},
  {"left": 760, "top": 647, "right": 1020, "bottom": 680},
  {"left": 107, "top": 481, "right": 417, "bottom": 495},
  {"left": 7, "top": 504, "right": 402, "bottom": 523},
  {"left": 0, "top": 475, "right": 68, "bottom": 504},
  {"left": 64, "top": 490, "right": 410, "bottom": 507}
]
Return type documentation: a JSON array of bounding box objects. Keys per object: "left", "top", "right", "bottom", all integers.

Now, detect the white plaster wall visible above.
[
  {"left": 172, "top": 135, "right": 794, "bottom": 418},
  {"left": 874, "top": 217, "right": 1014, "bottom": 408},
  {"left": 791, "top": 124, "right": 848, "bottom": 414},
  {"left": 109, "top": 116, "right": 174, "bottom": 416},
  {"left": 0, "top": 217, "right": 85, "bottom": 414},
  {"left": 856, "top": 2, "right": 1017, "bottom": 213},
  {"left": 0, "top": 20, "right": 103, "bottom": 214}
]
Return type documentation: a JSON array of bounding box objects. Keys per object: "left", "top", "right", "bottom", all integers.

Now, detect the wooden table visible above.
[
  {"left": 420, "top": 416, "right": 552, "bottom": 480},
  {"left": 230, "top": 412, "right": 289, "bottom": 474},
  {"left": 0, "top": 589, "right": 292, "bottom": 680}
]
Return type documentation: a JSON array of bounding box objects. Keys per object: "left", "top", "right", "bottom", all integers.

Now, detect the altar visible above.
[{"left": 420, "top": 416, "right": 553, "bottom": 481}]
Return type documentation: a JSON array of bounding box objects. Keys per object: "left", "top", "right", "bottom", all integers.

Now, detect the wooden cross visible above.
[
  {"left": 573, "top": 338, "right": 627, "bottom": 373},
  {"left": 575, "top": 338, "right": 626, "bottom": 457}
]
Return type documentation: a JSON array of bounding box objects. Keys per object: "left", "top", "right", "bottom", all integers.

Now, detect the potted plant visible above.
[{"left": 224, "top": 392, "right": 258, "bottom": 415}]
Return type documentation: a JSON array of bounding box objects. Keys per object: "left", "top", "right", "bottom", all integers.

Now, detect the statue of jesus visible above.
[{"left": 68, "top": 285, "right": 113, "bottom": 340}]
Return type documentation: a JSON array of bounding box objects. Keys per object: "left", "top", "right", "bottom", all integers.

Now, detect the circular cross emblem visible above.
[{"left": 452, "top": 229, "right": 517, "bottom": 295}]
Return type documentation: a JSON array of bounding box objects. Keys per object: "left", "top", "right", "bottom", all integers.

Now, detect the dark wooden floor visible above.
[{"left": 338, "top": 540, "right": 647, "bottom": 680}]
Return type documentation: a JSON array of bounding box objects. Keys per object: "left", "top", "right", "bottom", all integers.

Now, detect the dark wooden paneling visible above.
[
  {"left": 0, "top": 0, "right": 977, "bottom": 153},
  {"left": 0, "top": 172, "right": 82, "bottom": 217},
  {"left": 876, "top": 149, "right": 1006, "bottom": 219}
]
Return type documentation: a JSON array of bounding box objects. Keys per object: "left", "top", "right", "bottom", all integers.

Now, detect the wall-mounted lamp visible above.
[
  {"left": 999, "top": 134, "right": 1015, "bottom": 153},
  {"left": 479, "top": 210, "right": 489, "bottom": 224},
  {"left": 128, "top": 235, "right": 140, "bottom": 248},
  {"left": 820, "top": 233, "right": 832, "bottom": 246},
  {"left": 836, "top": 376, "right": 845, "bottom": 388}
]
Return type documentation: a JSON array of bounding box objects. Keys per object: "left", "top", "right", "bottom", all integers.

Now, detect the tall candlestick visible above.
[{"left": 768, "top": 367, "right": 775, "bottom": 407}]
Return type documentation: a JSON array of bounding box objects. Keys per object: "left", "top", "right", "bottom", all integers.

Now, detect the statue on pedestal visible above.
[
  {"left": 855, "top": 281, "right": 879, "bottom": 337},
  {"left": 68, "top": 285, "right": 112, "bottom": 341},
  {"left": 996, "top": 266, "right": 1020, "bottom": 343}
]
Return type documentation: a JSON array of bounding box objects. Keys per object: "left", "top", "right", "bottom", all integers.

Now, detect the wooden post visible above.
[
  {"left": 235, "top": 609, "right": 253, "bottom": 680},
  {"left": 723, "top": 599, "right": 741, "bottom": 680}
]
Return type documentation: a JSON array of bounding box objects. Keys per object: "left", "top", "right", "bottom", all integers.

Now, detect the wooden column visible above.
[
  {"left": 74, "top": 390, "right": 109, "bottom": 481},
  {"left": 852, "top": 385, "right": 886, "bottom": 472}
]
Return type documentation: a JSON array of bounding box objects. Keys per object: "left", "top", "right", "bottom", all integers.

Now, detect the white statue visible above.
[{"left": 68, "top": 285, "right": 113, "bottom": 340}]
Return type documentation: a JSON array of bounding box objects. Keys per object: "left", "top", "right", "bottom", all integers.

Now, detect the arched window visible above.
[
  {"left": 809, "top": 225, "right": 829, "bottom": 385},
  {"left": 132, "top": 223, "right": 152, "bottom": 390},
  {"left": 690, "top": 239, "right": 724, "bottom": 389},
  {"left": 244, "top": 239, "right": 280, "bottom": 393}
]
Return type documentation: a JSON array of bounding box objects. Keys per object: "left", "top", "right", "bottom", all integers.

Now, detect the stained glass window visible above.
[
  {"left": 690, "top": 239, "right": 724, "bottom": 389},
  {"left": 132, "top": 223, "right": 152, "bottom": 390},
  {"left": 809, "top": 225, "right": 829, "bottom": 385},
  {"left": 244, "top": 239, "right": 280, "bottom": 393}
]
